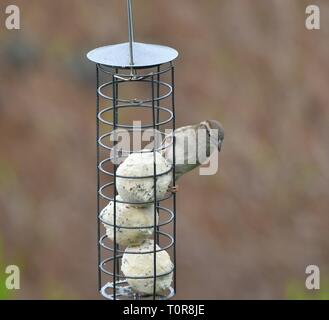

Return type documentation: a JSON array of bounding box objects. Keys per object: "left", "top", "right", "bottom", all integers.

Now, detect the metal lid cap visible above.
[{"left": 87, "top": 42, "right": 179, "bottom": 68}]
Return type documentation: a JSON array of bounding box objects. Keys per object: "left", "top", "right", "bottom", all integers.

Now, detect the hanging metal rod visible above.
[{"left": 127, "top": 0, "right": 135, "bottom": 66}]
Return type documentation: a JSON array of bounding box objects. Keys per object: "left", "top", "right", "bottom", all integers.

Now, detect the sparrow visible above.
[{"left": 161, "top": 120, "right": 224, "bottom": 180}]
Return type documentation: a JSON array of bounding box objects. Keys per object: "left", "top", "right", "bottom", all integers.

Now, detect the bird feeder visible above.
[{"left": 87, "top": 0, "right": 178, "bottom": 300}]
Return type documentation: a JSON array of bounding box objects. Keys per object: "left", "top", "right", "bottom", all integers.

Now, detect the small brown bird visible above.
[{"left": 162, "top": 120, "right": 224, "bottom": 180}]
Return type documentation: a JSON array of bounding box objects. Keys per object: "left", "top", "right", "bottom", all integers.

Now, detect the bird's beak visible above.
[{"left": 218, "top": 141, "right": 222, "bottom": 152}]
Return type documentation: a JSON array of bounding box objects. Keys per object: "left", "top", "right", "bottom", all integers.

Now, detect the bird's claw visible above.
[{"left": 168, "top": 185, "right": 179, "bottom": 194}]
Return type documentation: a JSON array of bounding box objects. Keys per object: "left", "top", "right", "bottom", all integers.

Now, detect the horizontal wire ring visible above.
[
  {"left": 98, "top": 63, "right": 173, "bottom": 78},
  {"left": 100, "top": 281, "right": 175, "bottom": 300},
  {"left": 100, "top": 255, "right": 174, "bottom": 279},
  {"left": 98, "top": 130, "right": 173, "bottom": 154},
  {"left": 98, "top": 104, "right": 174, "bottom": 128},
  {"left": 98, "top": 182, "right": 173, "bottom": 205},
  {"left": 99, "top": 206, "right": 174, "bottom": 229},
  {"left": 99, "top": 231, "right": 174, "bottom": 254},
  {"left": 98, "top": 158, "right": 173, "bottom": 179},
  {"left": 98, "top": 79, "right": 172, "bottom": 103}
]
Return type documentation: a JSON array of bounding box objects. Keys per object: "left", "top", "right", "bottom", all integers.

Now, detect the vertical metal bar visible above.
[
  {"left": 115, "top": 68, "right": 119, "bottom": 121},
  {"left": 96, "top": 64, "right": 101, "bottom": 292},
  {"left": 156, "top": 66, "right": 160, "bottom": 130},
  {"left": 152, "top": 73, "right": 157, "bottom": 300},
  {"left": 171, "top": 63, "right": 177, "bottom": 294},
  {"left": 156, "top": 65, "right": 160, "bottom": 245},
  {"left": 127, "top": 0, "right": 135, "bottom": 66},
  {"left": 115, "top": 68, "right": 120, "bottom": 283},
  {"left": 112, "top": 73, "right": 117, "bottom": 300}
]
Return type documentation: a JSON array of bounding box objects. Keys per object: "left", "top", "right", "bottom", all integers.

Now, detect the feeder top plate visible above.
[{"left": 87, "top": 42, "right": 178, "bottom": 68}]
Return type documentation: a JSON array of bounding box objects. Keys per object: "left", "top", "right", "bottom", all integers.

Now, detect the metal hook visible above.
[{"left": 114, "top": 72, "right": 153, "bottom": 82}]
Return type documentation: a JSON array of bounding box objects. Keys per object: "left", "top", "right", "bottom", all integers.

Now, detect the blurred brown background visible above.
[{"left": 0, "top": 0, "right": 329, "bottom": 299}]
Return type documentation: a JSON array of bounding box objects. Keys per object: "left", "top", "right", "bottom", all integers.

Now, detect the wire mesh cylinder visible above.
[{"left": 95, "top": 62, "right": 177, "bottom": 300}]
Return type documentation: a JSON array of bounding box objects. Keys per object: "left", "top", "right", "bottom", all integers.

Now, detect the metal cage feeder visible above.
[{"left": 87, "top": 0, "right": 178, "bottom": 300}]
